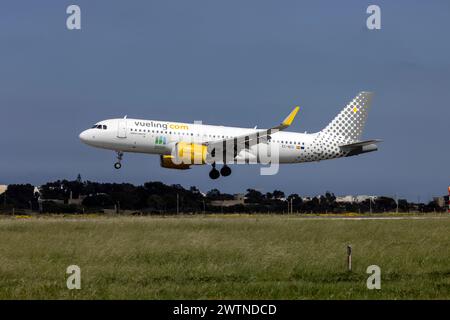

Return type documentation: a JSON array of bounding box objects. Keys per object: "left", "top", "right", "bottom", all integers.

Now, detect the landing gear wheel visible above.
[
  {"left": 220, "top": 165, "right": 231, "bottom": 177},
  {"left": 209, "top": 169, "right": 220, "bottom": 180},
  {"left": 114, "top": 151, "right": 123, "bottom": 169}
]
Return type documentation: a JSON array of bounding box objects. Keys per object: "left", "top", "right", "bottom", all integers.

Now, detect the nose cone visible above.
[{"left": 79, "top": 130, "right": 90, "bottom": 144}]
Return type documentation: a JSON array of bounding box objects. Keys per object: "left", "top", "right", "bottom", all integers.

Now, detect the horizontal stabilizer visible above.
[{"left": 339, "top": 139, "right": 382, "bottom": 150}]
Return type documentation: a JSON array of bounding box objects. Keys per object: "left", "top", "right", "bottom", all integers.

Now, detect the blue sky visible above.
[{"left": 0, "top": 1, "right": 449, "bottom": 201}]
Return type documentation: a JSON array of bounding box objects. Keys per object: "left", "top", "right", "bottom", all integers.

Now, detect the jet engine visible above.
[
  {"left": 160, "top": 155, "right": 191, "bottom": 170},
  {"left": 175, "top": 142, "right": 207, "bottom": 165}
]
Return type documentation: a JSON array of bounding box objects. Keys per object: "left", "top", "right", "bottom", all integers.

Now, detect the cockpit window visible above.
[{"left": 91, "top": 124, "right": 107, "bottom": 129}]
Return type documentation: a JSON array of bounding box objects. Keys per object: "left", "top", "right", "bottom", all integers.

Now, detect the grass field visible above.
[{"left": 0, "top": 215, "right": 449, "bottom": 299}]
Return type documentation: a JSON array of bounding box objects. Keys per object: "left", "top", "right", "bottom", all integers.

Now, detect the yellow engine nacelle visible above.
[
  {"left": 160, "top": 155, "right": 191, "bottom": 170},
  {"left": 176, "top": 142, "right": 207, "bottom": 165}
]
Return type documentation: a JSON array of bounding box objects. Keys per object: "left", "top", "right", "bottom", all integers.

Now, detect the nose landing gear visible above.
[{"left": 114, "top": 151, "right": 123, "bottom": 169}]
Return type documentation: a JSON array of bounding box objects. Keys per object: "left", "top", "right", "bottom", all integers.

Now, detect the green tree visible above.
[{"left": 245, "top": 189, "right": 264, "bottom": 203}]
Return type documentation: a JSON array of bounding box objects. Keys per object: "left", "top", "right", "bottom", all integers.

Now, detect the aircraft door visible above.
[{"left": 117, "top": 120, "right": 127, "bottom": 138}]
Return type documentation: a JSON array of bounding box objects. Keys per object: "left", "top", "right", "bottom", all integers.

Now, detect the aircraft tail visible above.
[{"left": 320, "top": 92, "right": 373, "bottom": 143}]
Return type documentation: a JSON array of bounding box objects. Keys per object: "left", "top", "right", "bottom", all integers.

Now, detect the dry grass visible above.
[{"left": 0, "top": 215, "right": 449, "bottom": 299}]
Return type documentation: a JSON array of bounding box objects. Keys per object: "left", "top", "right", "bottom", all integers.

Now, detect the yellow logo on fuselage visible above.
[
  {"left": 169, "top": 123, "right": 189, "bottom": 130},
  {"left": 134, "top": 121, "right": 189, "bottom": 131}
]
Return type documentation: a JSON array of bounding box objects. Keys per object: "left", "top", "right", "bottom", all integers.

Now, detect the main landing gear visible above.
[
  {"left": 114, "top": 151, "right": 123, "bottom": 169},
  {"left": 220, "top": 165, "right": 231, "bottom": 177},
  {"left": 209, "top": 164, "right": 231, "bottom": 179}
]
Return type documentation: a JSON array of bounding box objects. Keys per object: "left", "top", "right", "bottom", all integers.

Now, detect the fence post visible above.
[{"left": 347, "top": 245, "right": 352, "bottom": 271}]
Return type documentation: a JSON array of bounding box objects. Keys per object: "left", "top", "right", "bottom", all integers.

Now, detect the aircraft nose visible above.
[{"left": 79, "top": 130, "right": 89, "bottom": 143}]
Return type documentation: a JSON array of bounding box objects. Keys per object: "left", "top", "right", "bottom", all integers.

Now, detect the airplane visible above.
[{"left": 79, "top": 92, "right": 381, "bottom": 179}]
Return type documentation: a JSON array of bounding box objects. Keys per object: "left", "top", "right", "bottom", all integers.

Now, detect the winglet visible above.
[{"left": 280, "top": 106, "right": 300, "bottom": 128}]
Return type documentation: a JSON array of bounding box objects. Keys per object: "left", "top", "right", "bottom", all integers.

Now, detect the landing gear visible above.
[
  {"left": 209, "top": 169, "right": 220, "bottom": 179},
  {"left": 209, "top": 163, "right": 220, "bottom": 179},
  {"left": 209, "top": 164, "right": 232, "bottom": 179},
  {"left": 220, "top": 165, "right": 231, "bottom": 177},
  {"left": 114, "top": 151, "right": 123, "bottom": 170}
]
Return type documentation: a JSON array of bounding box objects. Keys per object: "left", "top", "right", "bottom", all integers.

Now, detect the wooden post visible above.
[
  {"left": 448, "top": 186, "right": 450, "bottom": 213},
  {"left": 347, "top": 245, "right": 352, "bottom": 271}
]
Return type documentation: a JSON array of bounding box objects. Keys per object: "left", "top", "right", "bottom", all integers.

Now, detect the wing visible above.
[{"left": 205, "top": 106, "right": 300, "bottom": 161}]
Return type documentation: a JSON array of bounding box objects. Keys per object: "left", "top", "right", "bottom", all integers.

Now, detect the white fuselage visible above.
[
  {"left": 79, "top": 118, "right": 348, "bottom": 164},
  {"left": 79, "top": 92, "right": 379, "bottom": 178}
]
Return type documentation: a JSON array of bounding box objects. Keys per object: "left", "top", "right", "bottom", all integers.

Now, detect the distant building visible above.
[
  {"left": 354, "top": 195, "right": 378, "bottom": 203},
  {"left": 210, "top": 194, "right": 246, "bottom": 207},
  {"left": 334, "top": 195, "right": 379, "bottom": 203},
  {"left": 335, "top": 195, "right": 355, "bottom": 203},
  {"left": 38, "top": 190, "right": 86, "bottom": 206},
  {"left": 67, "top": 191, "right": 86, "bottom": 205}
]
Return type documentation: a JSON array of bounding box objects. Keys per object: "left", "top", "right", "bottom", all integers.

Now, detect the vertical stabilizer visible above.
[{"left": 321, "top": 92, "right": 373, "bottom": 143}]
